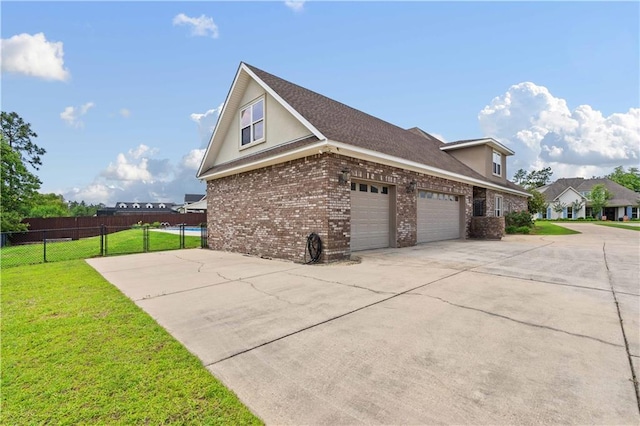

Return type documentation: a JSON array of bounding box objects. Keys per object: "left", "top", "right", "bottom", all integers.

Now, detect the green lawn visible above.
[
  {"left": 531, "top": 221, "right": 581, "bottom": 235},
  {"left": 594, "top": 222, "right": 640, "bottom": 231},
  {"left": 1, "top": 260, "right": 262, "bottom": 425},
  {"left": 1, "top": 229, "right": 202, "bottom": 268}
]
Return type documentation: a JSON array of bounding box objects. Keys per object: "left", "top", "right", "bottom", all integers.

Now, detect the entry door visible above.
[
  {"left": 350, "top": 181, "right": 390, "bottom": 251},
  {"left": 417, "top": 190, "right": 461, "bottom": 243}
]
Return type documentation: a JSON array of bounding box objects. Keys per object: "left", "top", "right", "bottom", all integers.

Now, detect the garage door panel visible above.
[
  {"left": 351, "top": 182, "right": 390, "bottom": 251},
  {"left": 417, "top": 191, "right": 460, "bottom": 243}
]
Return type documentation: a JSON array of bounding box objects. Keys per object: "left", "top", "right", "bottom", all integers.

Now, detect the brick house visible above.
[{"left": 197, "top": 63, "right": 529, "bottom": 262}]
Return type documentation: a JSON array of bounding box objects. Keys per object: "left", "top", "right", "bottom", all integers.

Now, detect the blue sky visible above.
[{"left": 2, "top": 1, "right": 638, "bottom": 205}]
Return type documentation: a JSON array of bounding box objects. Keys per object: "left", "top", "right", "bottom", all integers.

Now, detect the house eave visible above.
[
  {"left": 200, "top": 139, "right": 530, "bottom": 198},
  {"left": 440, "top": 138, "right": 515, "bottom": 156}
]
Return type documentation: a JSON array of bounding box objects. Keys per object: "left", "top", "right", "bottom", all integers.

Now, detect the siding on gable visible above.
[{"left": 215, "top": 78, "right": 313, "bottom": 166}]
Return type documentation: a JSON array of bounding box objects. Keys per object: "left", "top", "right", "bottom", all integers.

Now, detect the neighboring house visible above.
[
  {"left": 537, "top": 178, "right": 640, "bottom": 220},
  {"left": 97, "top": 202, "right": 178, "bottom": 216},
  {"left": 196, "top": 62, "right": 529, "bottom": 262},
  {"left": 178, "top": 194, "right": 207, "bottom": 213},
  {"left": 178, "top": 194, "right": 206, "bottom": 213}
]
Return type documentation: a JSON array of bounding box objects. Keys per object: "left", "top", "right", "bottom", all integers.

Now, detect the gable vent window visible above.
[
  {"left": 240, "top": 98, "right": 265, "bottom": 146},
  {"left": 492, "top": 151, "right": 502, "bottom": 176}
]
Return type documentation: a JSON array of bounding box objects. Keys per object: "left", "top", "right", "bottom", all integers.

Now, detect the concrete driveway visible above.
[{"left": 87, "top": 223, "right": 639, "bottom": 424}]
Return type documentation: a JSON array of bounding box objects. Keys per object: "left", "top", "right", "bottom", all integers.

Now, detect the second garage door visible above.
[
  {"left": 350, "top": 181, "right": 390, "bottom": 251},
  {"left": 417, "top": 190, "right": 461, "bottom": 243}
]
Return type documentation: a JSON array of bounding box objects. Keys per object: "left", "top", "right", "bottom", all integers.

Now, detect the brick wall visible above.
[
  {"left": 470, "top": 216, "right": 505, "bottom": 239},
  {"left": 207, "top": 154, "right": 330, "bottom": 263},
  {"left": 206, "top": 153, "right": 528, "bottom": 262}
]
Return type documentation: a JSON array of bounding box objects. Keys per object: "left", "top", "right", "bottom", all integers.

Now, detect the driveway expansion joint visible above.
[{"left": 603, "top": 242, "right": 640, "bottom": 413}]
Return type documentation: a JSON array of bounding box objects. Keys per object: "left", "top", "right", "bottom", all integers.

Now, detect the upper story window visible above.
[
  {"left": 492, "top": 151, "right": 502, "bottom": 176},
  {"left": 240, "top": 98, "right": 265, "bottom": 147}
]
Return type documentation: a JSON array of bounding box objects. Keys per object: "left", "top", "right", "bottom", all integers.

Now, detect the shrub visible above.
[
  {"left": 151, "top": 221, "right": 161, "bottom": 228},
  {"left": 505, "top": 225, "right": 518, "bottom": 234},
  {"left": 516, "top": 226, "right": 530, "bottom": 234},
  {"left": 505, "top": 211, "right": 533, "bottom": 228}
]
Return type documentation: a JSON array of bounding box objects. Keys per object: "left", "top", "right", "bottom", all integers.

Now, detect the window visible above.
[
  {"left": 381, "top": 187, "right": 388, "bottom": 195},
  {"left": 495, "top": 195, "right": 503, "bottom": 217},
  {"left": 567, "top": 206, "right": 573, "bottom": 219},
  {"left": 633, "top": 207, "right": 639, "bottom": 219},
  {"left": 133, "top": 203, "right": 140, "bottom": 209},
  {"left": 159, "top": 203, "right": 166, "bottom": 209},
  {"left": 359, "top": 183, "right": 367, "bottom": 192},
  {"left": 146, "top": 203, "right": 153, "bottom": 208},
  {"left": 350, "top": 182, "right": 356, "bottom": 191},
  {"left": 492, "top": 151, "right": 502, "bottom": 176},
  {"left": 240, "top": 98, "right": 265, "bottom": 146},
  {"left": 370, "top": 185, "right": 379, "bottom": 193},
  {"left": 119, "top": 203, "right": 127, "bottom": 208}
]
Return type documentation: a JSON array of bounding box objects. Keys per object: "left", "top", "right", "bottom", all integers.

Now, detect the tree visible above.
[
  {"left": 552, "top": 200, "right": 567, "bottom": 216},
  {"left": 1, "top": 137, "right": 41, "bottom": 231},
  {"left": 587, "top": 184, "right": 613, "bottom": 219},
  {"left": 606, "top": 166, "right": 640, "bottom": 192},
  {"left": 527, "top": 189, "right": 548, "bottom": 216},
  {"left": 512, "top": 167, "right": 553, "bottom": 189},
  {"left": 1, "top": 111, "right": 46, "bottom": 170},
  {"left": 571, "top": 199, "right": 585, "bottom": 215},
  {"left": 69, "top": 200, "right": 103, "bottom": 217},
  {"left": 28, "top": 193, "right": 70, "bottom": 218}
]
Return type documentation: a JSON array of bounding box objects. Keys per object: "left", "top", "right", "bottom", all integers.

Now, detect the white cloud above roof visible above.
[
  {"left": 190, "top": 103, "right": 224, "bottom": 146},
  {"left": 173, "top": 13, "right": 219, "bottom": 38},
  {"left": 479, "top": 82, "right": 640, "bottom": 178},
  {"left": 60, "top": 102, "right": 95, "bottom": 128},
  {"left": 284, "top": 1, "right": 305, "bottom": 12},
  {"left": 1, "top": 32, "right": 70, "bottom": 81}
]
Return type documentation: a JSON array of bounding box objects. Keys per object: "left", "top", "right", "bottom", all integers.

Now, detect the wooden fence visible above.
[{"left": 5, "top": 213, "right": 207, "bottom": 244}]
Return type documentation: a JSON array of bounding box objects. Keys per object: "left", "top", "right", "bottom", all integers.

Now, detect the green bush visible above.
[
  {"left": 505, "top": 225, "right": 518, "bottom": 234},
  {"left": 505, "top": 211, "right": 533, "bottom": 228},
  {"left": 516, "top": 226, "right": 530, "bottom": 234},
  {"left": 151, "top": 221, "right": 161, "bottom": 228}
]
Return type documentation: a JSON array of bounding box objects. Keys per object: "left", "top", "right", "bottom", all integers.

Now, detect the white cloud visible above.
[
  {"left": 190, "top": 103, "right": 224, "bottom": 146},
  {"left": 182, "top": 149, "right": 206, "bottom": 170},
  {"left": 284, "top": 1, "right": 305, "bottom": 12},
  {"left": 478, "top": 82, "right": 640, "bottom": 179},
  {"left": 60, "top": 102, "right": 95, "bottom": 128},
  {"left": 119, "top": 108, "right": 131, "bottom": 118},
  {"left": 173, "top": 13, "right": 219, "bottom": 38},
  {"left": 1, "top": 33, "right": 70, "bottom": 81}
]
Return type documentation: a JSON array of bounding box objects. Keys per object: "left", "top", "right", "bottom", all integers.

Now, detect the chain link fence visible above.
[{"left": 1, "top": 224, "right": 208, "bottom": 268}]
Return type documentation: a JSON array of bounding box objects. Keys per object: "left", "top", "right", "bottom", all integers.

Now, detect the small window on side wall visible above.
[
  {"left": 493, "top": 151, "right": 502, "bottom": 176},
  {"left": 495, "top": 195, "right": 503, "bottom": 217},
  {"left": 240, "top": 98, "right": 265, "bottom": 147}
]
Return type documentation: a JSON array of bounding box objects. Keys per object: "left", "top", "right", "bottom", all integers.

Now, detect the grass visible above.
[
  {"left": 1, "top": 260, "right": 262, "bottom": 425},
  {"left": 531, "top": 221, "right": 581, "bottom": 235},
  {"left": 594, "top": 222, "right": 640, "bottom": 231},
  {"left": 1, "top": 229, "right": 202, "bottom": 268}
]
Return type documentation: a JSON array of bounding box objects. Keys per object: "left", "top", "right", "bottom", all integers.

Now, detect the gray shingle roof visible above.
[{"left": 210, "top": 63, "right": 527, "bottom": 194}]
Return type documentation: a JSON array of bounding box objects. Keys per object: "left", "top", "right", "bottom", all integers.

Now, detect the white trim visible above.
[
  {"left": 440, "top": 138, "right": 515, "bottom": 156},
  {"left": 238, "top": 96, "right": 266, "bottom": 150},
  {"left": 553, "top": 186, "right": 585, "bottom": 202},
  {"left": 200, "top": 138, "right": 531, "bottom": 198},
  {"left": 495, "top": 195, "right": 503, "bottom": 217},
  {"left": 242, "top": 64, "right": 325, "bottom": 141},
  {"left": 492, "top": 150, "right": 502, "bottom": 177}
]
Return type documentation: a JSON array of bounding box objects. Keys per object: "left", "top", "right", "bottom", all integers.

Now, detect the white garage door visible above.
[
  {"left": 350, "top": 181, "right": 390, "bottom": 251},
  {"left": 417, "top": 190, "right": 461, "bottom": 243}
]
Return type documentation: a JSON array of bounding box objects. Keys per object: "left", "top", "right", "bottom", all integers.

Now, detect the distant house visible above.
[
  {"left": 538, "top": 178, "right": 640, "bottom": 220},
  {"left": 96, "top": 202, "right": 178, "bottom": 216},
  {"left": 178, "top": 194, "right": 206, "bottom": 213}
]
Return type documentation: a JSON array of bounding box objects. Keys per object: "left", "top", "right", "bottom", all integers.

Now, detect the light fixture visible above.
[
  {"left": 407, "top": 180, "right": 417, "bottom": 193},
  {"left": 338, "top": 169, "right": 351, "bottom": 185}
]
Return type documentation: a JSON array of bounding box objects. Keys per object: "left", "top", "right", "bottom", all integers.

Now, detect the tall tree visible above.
[
  {"left": 28, "top": 193, "right": 70, "bottom": 218},
  {"left": 1, "top": 137, "right": 42, "bottom": 231},
  {"left": 1, "top": 111, "right": 46, "bottom": 170},
  {"left": 587, "top": 184, "right": 612, "bottom": 219},
  {"left": 606, "top": 166, "right": 640, "bottom": 192},
  {"left": 512, "top": 167, "right": 553, "bottom": 189},
  {"left": 527, "top": 189, "right": 548, "bottom": 216}
]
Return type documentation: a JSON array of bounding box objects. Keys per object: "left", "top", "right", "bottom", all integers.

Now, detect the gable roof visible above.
[
  {"left": 440, "top": 138, "right": 515, "bottom": 156},
  {"left": 198, "top": 62, "right": 529, "bottom": 197},
  {"left": 541, "top": 178, "right": 640, "bottom": 206}
]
